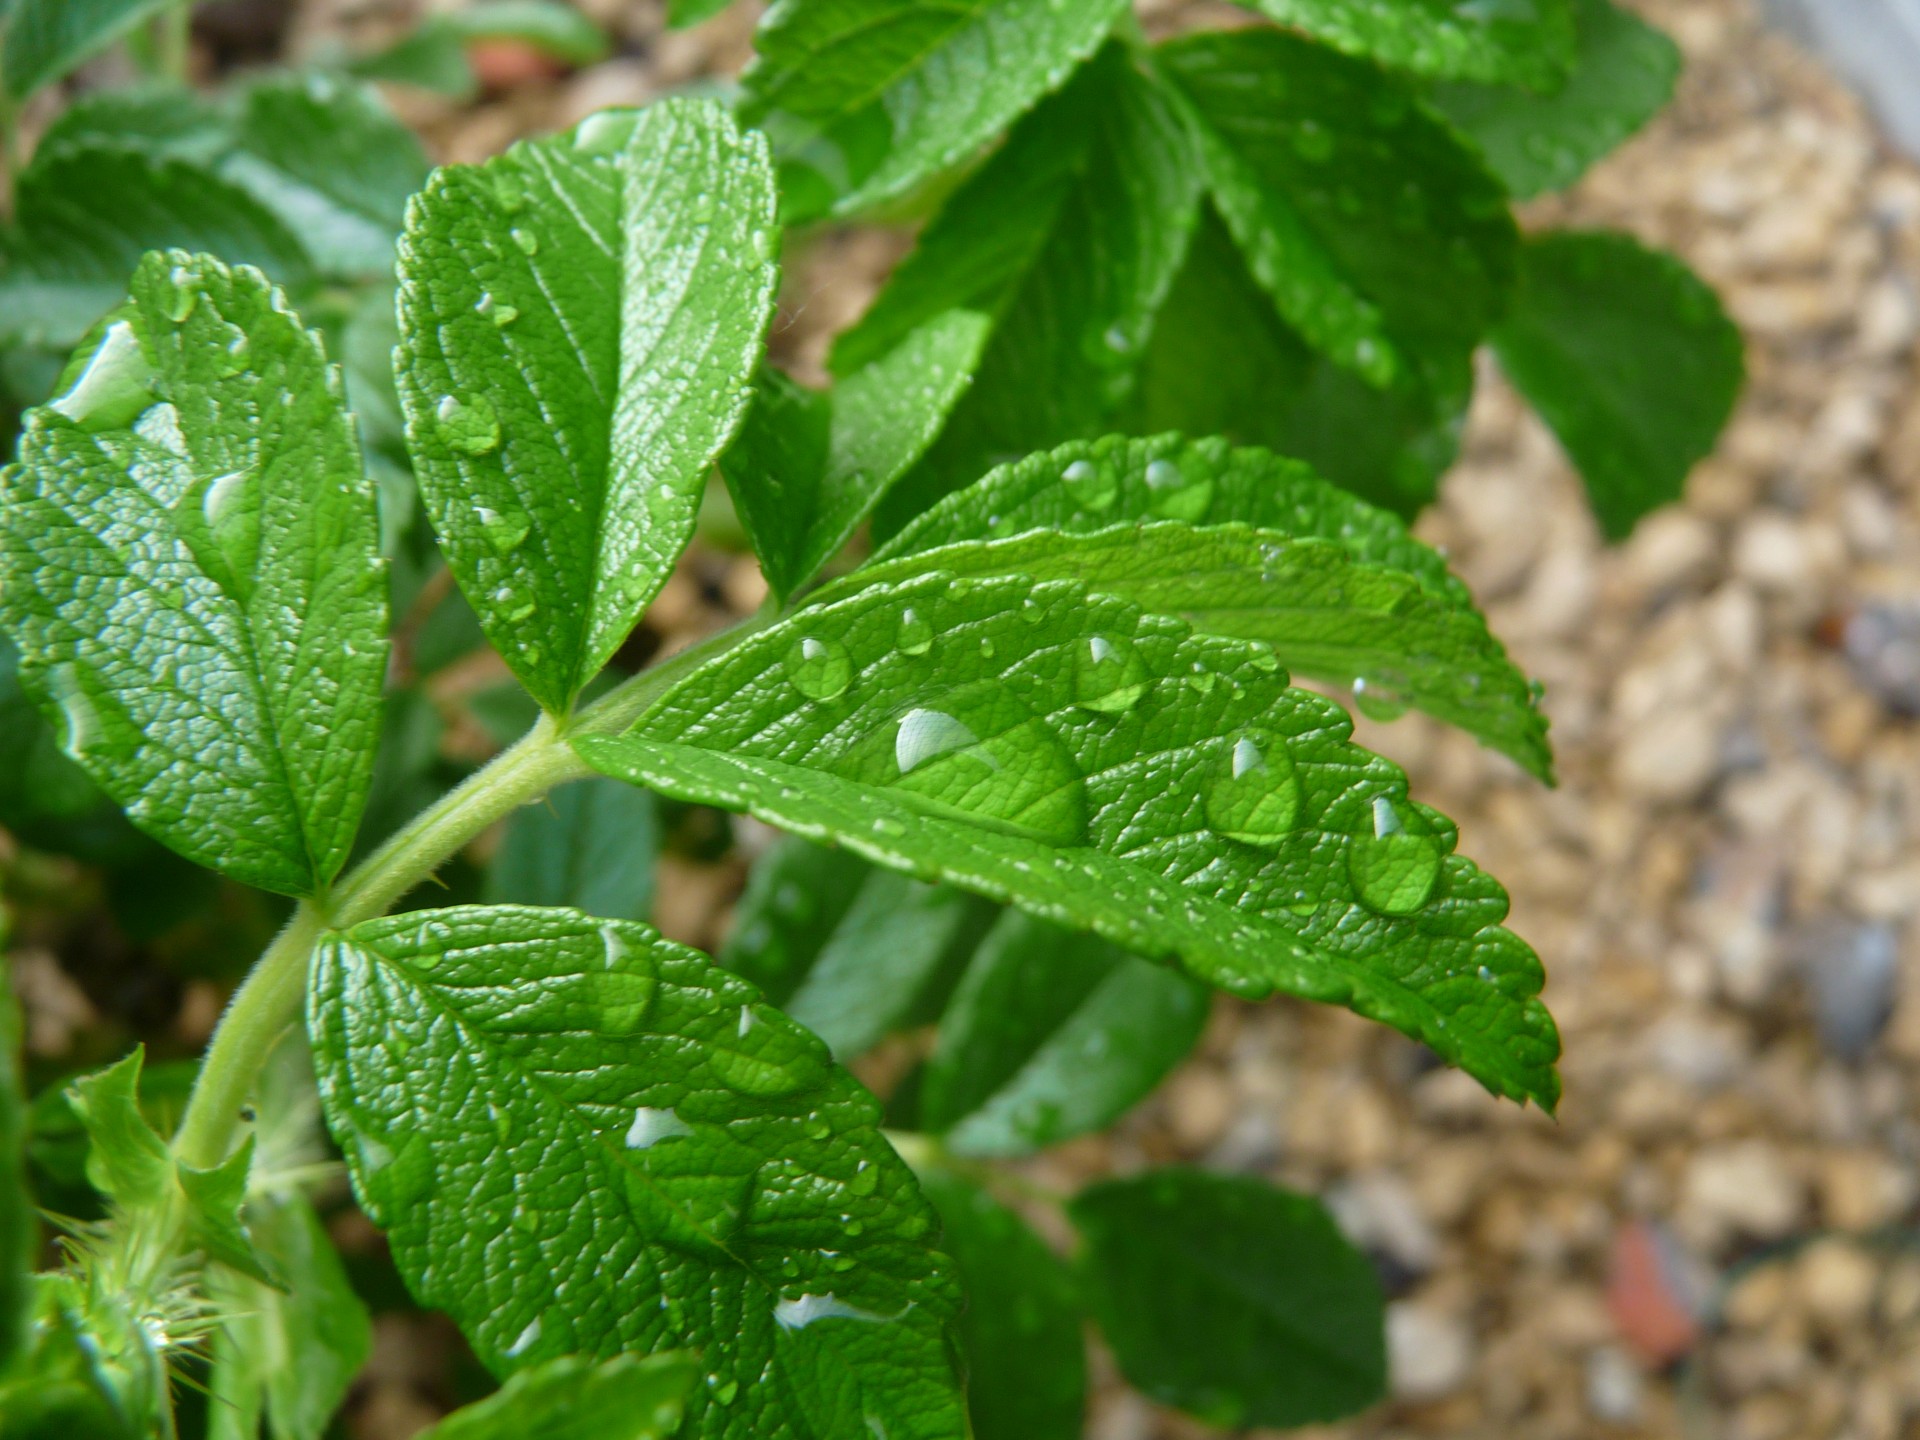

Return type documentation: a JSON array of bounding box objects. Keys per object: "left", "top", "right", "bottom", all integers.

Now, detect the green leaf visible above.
[
  {"left": 441, "top": 1, "right": 612, "bottom": 65},
  {"left": 0, "top": 630, "right": 111, "bottom": 838},
  {"left": 310, "top": 905, "right": 967, "bottom": 1440},
  {"left": 1233, "top": 0, "right": 1575, "bottom": 85},
  {"left": 0, "top": 252, "right": 389, "bottom": 896},
  {"left": 1160, "top": 29, "right": 1516, "bottom": 386},
  {"left": 177, "top": 1136, "right": 278, "bottom": 1286},
  {"left": 576, "top": 573, "right": 1561, "bottom": 1108},
  {"left": 67, "top": 1050, "right": 172, "bottom": 1212},
  {"left": 668, "top": 0, "right": 735, "bottom": 28},
  {"left": 1115, "top": 208, "right": 1470, "bottom": 516},
  {"left": 722, "top": 837, "right": 995, "bottom": 1059},
  {"left": 0, "top": 957, "right": 30, "bottom": 1374},
  {"left": 420, "top": 1353, "right": 697, "bottom": 1440},
  {"left": 1430, "top": 0, "right": 1680, "bottom": 199},
  {"left": 30, "top": 86, "right": 231, "bottom": 166},
  {"left": 394, "top": 100, "right": 778, "bottom": 714},
  {"left": 919, "top": 1171, "right": 1084, "bottom": 1440},
  {"left": 0, "top": 1283, "right": 146, "bottom": 1437},
  {"left": 485, "top": 775, "right": 660, "bottom": 922},
  {"left": 828, "top": 45, "right": 1201, "bottom": 536},
  {"left": 919, "top": 910, "right": 1207, "bottom": 1155},
  {"left": 207, "top": 1195, "right": 374, "bottom": 1440},
  {"left": 348, "top": 22, "right": 477, "bottom": 97},
  {"left": 0, "top": 145, "right": 313, "bottom": 351},
  {"left": 216, "top": 73, "right": 431, "bottom": 281},
  {"left": 721, "top": 311, "right": 989, "bottom": 601},
  {"left": 740, "top": 0, "right": 1129, "bottom": 221},
  {"left": 1492, "top": 229, "right": 1743, "bottom": 539},
  {"left": 1, "top": 0, "right": 172, "bottom": 98},
  {"left": 1071, "top": 1169, "right": 1386, "bottom": 1427},
  {"left": 874, "top": 434, "right": 1550, "bottom": 778}
]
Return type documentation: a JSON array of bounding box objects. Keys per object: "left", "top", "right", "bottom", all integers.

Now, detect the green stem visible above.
[{"left": 153, "top": 2, "right": 192, "bottom": 84}]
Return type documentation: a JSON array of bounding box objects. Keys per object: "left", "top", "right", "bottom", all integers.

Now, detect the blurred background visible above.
[{"left": 10, "top": 0, "right": 1920, "bottom": 1436}]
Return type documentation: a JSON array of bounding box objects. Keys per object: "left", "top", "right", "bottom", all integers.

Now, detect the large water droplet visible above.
[
  {"left": 1144, "top": 456, "right": 1212, "bottom": 521},
  {"left": 897, "top": 607, "right": 933, "bottom": 656},
  {"left": 851, "top": 682, "right": 1086, "bottom": 845},
  {"left": 773, "top": 1294, "right": 891, "bottom": 1330},
  {"left": 573, "top": 111, "right": 638, "bottom": 155},
  {"left": 49, "top": 321, "right": 155, "bottom": 432},
  {"left": 48, "top": 663, "right": 101, "bottom": 762},
  {"left": 1204, "top": 732, "right": 1304, "bottom": 846},
  {"left": 473, "top": 503, "right": 530, "bottom": 554},
  {"left": 1352, "top": 675, "right": 1410, "bottom": 722},
  {"left": 624, "top": 1106, "right": 693, "bottom": 1150},
  {"left": 166, "top": 263, "right": 201, "bottom": 323},
  {"left": 785, "top": 636, "right": 852, "bottom": 700},
  {"left": 1073, "top": 635, "right": 1149, "bottom": 714},
  {"left": 1348, "top": 795, "right": 1442, "bottom": 915},
  {"left": 1061, "top": 457, "right": 1117, "bottom": 511},
  {"left": 438, "top": 394, "right": 501, "bottom": 456}
]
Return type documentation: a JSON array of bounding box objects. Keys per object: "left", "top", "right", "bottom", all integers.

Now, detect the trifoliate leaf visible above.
[
  {"left": 2, "top": 0, "right": 173, "bottom": 99},
  {"left": 0, "top": 252, "right": 389, "bottom": 896},
  {"left": 1232, "top": 0, "right": 1575, "bottom": 86},
  {"left": 395, "top": 100, "right": 778, "bottom": 715},
  {"left": 206, "top": 1195, "right": 373, "bottom": 1440},
  {"left": 1115, "top": 208, "right": 1471, "bottom": 516},
  {"left": 310, "top": 905, "right": 968, "bottom": 1440},
  {"left": 829, "top": 45, "right": 1201, "bottom": 537},
  {"left": 740, "top": 0, "right": 1128, "bottom": 221},
  {"left": 1072, "top": 1169, "right": 1386, "bottom": 1427},
  {"left": 0, "top": 146, "right": 313, "bottom": 351},
  {"left": 1161, "top": 29, "right": 1516, "bottom": 386},
  {"left": 486, "top": 776, "right": 660, "bottom": 922},
  {"left": 1431, "top": 0, "right": 1679, "bottom": 200},
  {"left": 419, "top": 1353, "right": 697, "bottom": 1440},
  {"left": 874, "top": 435, "right": 1550, "bottom": 779},
  {"left": 1492, "top": 229, "right": 1744, "bottom": 540},
  {"left": 723, "top": 836, "right": 996, "bottom": 1059},
  {"left": 576, "top": 574, "right": 1561, "bottom": 1108},
  {"left": 919, "top": 1171, "right": 1084, "bottom": 1440},
  {"left": 919, "top": 910, "right": 1207, "bottom": 1156},
  {"left": 721, "top": 310, "right": 988, "bottom": 601}
]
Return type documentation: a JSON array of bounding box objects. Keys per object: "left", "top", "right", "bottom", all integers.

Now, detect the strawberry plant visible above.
[{"left": 0, "top": 0, "right": 1745, "bottom": 1433}]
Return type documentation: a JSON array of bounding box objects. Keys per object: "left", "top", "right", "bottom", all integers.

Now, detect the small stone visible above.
[
  {"left": 1796, "top": 1237, "right": 1878, "bottom": 1331},
  {"left": 1328, "top": 1171, "right": 1440, "bottom": 1280},
  {"left": 1585, "top": 1345, "right": 1644, "bottom": 1425},
  {"left": 1818, "top": 1149, "right": 1916, "bottom": 1230},
  {"left": 1722, "top": 1263, "right": 1789, "bottom": 1331},
  {"left": 1679, "top": 1141, "right": 1807, "bottom": 1249},
  {"left": 1387, "top": 1300, "right": 1474, "bottom": 1402},
  {"left": 1791, "top": 916, "right": 1900, "bottom": 1060},
  {"left": 1613, "top": 708, "right": 1723, "bottom": 804},
  {"left": 1606, "top": 1220, "right": 1706, "bottom": 1364},
  {"left": 1732, "top": 511, "right": 1815, "bottom": 595},
  {"left": 1162, "top": 1064, "right": 1234, "bottom": 1151}
]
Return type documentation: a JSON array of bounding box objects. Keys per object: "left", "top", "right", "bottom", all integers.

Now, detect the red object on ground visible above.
[
  {"left": 467, "top": 39, "right": 568, "bottom": 89},
  {"left": 1606, "top": 1220, "right": 1703, "bottom": 1366}
]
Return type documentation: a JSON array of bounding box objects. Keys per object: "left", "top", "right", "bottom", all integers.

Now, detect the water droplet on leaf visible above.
[
  {"left": 437, "top": 393, "right": 501, "bottom": 455},
  {"left": 510, "top": 227, "right": 540, "bottom": 255},
  {"left": 1062, "top": 457, "right": 1117, "bottom": 510},
  {"left": 1204, "top": 732, "right": 1304, "bottom": 846},
  {"left": 897, "top": 607, "right": 933, "bottom": 655},
  {"left": 785, "top": 636, "right": 852, "bottom": 700},
  {"left": 1348, "top": 795, "right": 1442, "bottom": 914},
  {"left": 1073, "top": 635, "right": 1149, "bottom": 714},
  {"left": 472, "top": 503, "right": 530, "bottom": 554},
  {"left": 49, "top": 320, "right": 155, "bottom": 431}
]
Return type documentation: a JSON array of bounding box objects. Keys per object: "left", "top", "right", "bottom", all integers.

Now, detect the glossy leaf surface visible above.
[
  {"left": 418, "top": 1354, "right": 696, "bottom": 1440},
  {"left": 1236, "top": 0, "right": 1574, "bottom": 85}
]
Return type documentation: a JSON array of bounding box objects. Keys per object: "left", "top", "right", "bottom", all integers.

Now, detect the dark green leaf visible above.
[
  {"left": 1431, "top": 0, "right": 1680, "bottom": 199},
  {"left": 420, "top": 1353, "right": 696, "bottom": 1440},
  {"left": 0, "top": 957, "right": 29, "bottom": 1374},
  {"left": 723, "top": 836, "right": 994, "bottom": 1059},
  {"left": 920, "top": 911, "right": 1207, "bottom": 1155},
  {"left": 217, "top": 73, "right": 431, "bottom": 280},
  {"left": 394, "top": 100, "right": 778, "bottom": 714},
  {"left": 310, "top": 905, "right": 967, "bottom": 1440},
  {"left": 830, "top": 46, "right": 1201, "bottom": 535},
  {"left": 721, "top": 311, "right": 988, "bottom": 601},
  {"left": 1, "top": 252, "right": 388, "bottom": 895},
  {"left": 874, "top": 434, "right": 1550, "bottom": 778},
  {"left": 30, "top": 86, "right": 230, "bottom": 166},
  {"left": 741, "top": 0, "right": 1129, "bottom": 221},
  {"left": 1072, "top": 1169, "right": 1386, "bottom": 1427},
  {"left": 1234, "top": 0, "right": 1574, "bottom": 85},
  {"left": 1116, "top": 208, "right": 1470, "bottom": 516},
  {"left": 177, "top": 1136, "right": 278, "bottom": 1285},
  {"left": 576, "top": 571, "right": 1561, "bottom": 1108},
  {"left": 0, "top": 630, "right": 111, "bottom": 837},
  {"left": 1492, "top": 229, "right": 1743, "bottom": 539},
  {"left": 348, "top": 23, "right": 476, "bottom": 97},
  {"left": 1160, "top": 29, "right": 1516, "bottom": 385},
  {"left": 919, "top": 1171, "right": 1084, "bottom": 1440},
  {"left": 2, "top": 0, "right": 172, "bottom": 98},
  {"left": 0, "top": 146, "right": 313, "bottom": 351},
  {"left": 486, "top": 775, "right": 660, "bottom": 922},
  {"left": 207, "top": 1195, "right": 374, "bottom": 1440}
]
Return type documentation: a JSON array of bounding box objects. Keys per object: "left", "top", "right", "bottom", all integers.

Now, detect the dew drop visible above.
[
  {"left": 48, "top": 663, "right": 100, "bottom": 762},
  {"left": 978, "top": 637, "right": 996, "bottom": 660},
  {"left": 50, "top": 320, "right": 155, "bottom": 431},
  {"left": 1352, "top": 675, "right": 1410, "bottom": 722},
  {"left": 785, "top": 635, "right": 852, "bottom": 700},
  {"left": 712, "top": 1378, "right": 740, "bottom": 1406},
  {"left": 896, "top": 607, "right": 933, "bottom": 656},
  {"left": 625, "top": 1106, "right": 693, "bottom": 1150},
  {"left": 773, "top": 1294, "right": 890, "bottom": 1330},
  {"left": 573, "top": 111, "right": 637, "bottom": 156},
  {"left": 1203, "top": 732, "right": 1304, "bottom": 846},
  {"left": 1144, "top": 456, "right": 1212, "bottom": 521},
  {"left": 1073, "top": 635, "right": 1149, "bottom": 714},
  {"left": 504, "top": 1316, "right": 542, "bottom": 1358},
  {"left": 1348, "top": 795, "right": 1442, "bottom": 915},
  {"left": 472, "top": 503, "right": 530, "bottom": 554},
  {"left": 510, "top": 227, "right": 541, "bottom": 255},
  {"left": 492, "top": 168, "right": 529, "bottom": 212},
  {"left": 202, "top": 470, "right": 249, "bottom": 537},
  {"left": 476, "top": 293, "right": 519, "bottom": 328},
  {"left": 215, "top": 327, "right": 250, "bottom": 376},
  {"left": 895, "top": 708, "right": 981, "bottom": 775},
  {"left": 437, "top": 393, "right": 501, "bottom": 456},
  {"left": 166, "top": 263, "right": 201, "bottom": 323},
  {"left": 1061, "top": 456, "right": 1117, "bottom": 511}
]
